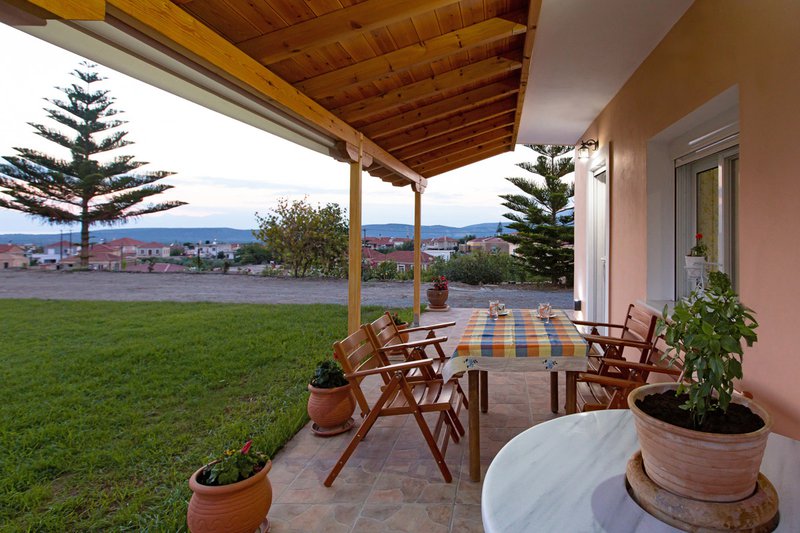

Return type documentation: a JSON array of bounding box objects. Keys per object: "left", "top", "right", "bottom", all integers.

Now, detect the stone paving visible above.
[{"left": 267, "top": 308, "right": 568, "bottom": 532}]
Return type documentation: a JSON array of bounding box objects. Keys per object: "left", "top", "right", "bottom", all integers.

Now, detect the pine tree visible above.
[
  {"left": 0, "top": 63, "right": 185, "bottom": 267},
  {"left": 500, "top": 145, "right": 575, "bottom": 285}
]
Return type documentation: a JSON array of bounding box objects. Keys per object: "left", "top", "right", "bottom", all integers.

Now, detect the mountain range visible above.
[{"left": 0, "top": 223, "right": 513, "bottom": 246}]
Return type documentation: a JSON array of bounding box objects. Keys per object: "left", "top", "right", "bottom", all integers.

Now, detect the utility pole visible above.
[{"left": 59, "top": 229, "right": 63, "bottom": 263}]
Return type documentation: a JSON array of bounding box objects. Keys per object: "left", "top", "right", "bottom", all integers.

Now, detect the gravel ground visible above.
[{"left": 0, "top": 270, "right": 573, "bottom": 309}]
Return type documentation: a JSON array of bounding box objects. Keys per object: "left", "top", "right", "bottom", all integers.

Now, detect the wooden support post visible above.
[
  {"left": 347, "top": 137, "right": 364, "bottom": 334},
  {"left": 413, "top": 191, "right": 421, "bottom": 326}
]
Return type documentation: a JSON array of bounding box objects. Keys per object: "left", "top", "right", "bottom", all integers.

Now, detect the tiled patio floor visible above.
[{"left": 267, "top": 308, "right": 568, "bottom": 532}]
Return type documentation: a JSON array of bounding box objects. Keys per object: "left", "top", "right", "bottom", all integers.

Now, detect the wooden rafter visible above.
[
  {"left": 413, "top": 138, "right": 512, "bottom": 174},
  {"left": 332, "top": 56, "right": 522, "bottom": 123},
  {"left": 510, "top": 0, "right": 541, "bottom": 145},
  {"left": 405, "top": 129, "right": 514, "bottom": 166},
  {"left": 393, "top": 114, "right": 516, "bottom": 160},
  {"left": 424, "top": 145, "right": 511, "bottom": 177},
  {"left": 362, "top": 80, "right": 518, "bottom": 140},
  {"left": 238, "top": 0, "right": 460, "bottom": 65},
  {"left": 106, "top": 0, "right": 426, "bottom": 189},
  {"left": 379, "top": 96, "right": 518, "bottom": 152},
  {"left": 296, "top": 15, "right": 527, "bottom": 100}
]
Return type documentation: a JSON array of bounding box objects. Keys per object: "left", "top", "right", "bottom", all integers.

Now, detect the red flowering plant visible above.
[
  {"left": 432, "top": 275, "right": 448, "bottom": 291},
  {"left": 197, "top": 440, "right": 269, "bottom": 486},
  {"left": 688, "top": 233, "right": 709, "bottom": 258}
]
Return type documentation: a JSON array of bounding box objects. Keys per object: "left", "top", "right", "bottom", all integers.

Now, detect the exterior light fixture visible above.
[{"left": 577, "top": 139, "right": 599, "bottom": 160}]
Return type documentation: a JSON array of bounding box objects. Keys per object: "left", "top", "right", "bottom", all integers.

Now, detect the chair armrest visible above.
[
  {"left": 582, "top": 335, "right": 651, "bottom": 350},
  {"left": 377, "top": 336, "right": 448, "bottom": 352},
  {"left": 402, "top": 321, "right": 456, "bottom": 334},
  {"left": 572, "top": 320, "right": 625, "bottom": 329},
  {"left": 578, "top": 373, "right": 645, "bottom": 389},
  {"left": 601, "top": 359, "right": 683, "bottom": 376},
  {"left": 346, "top": 358, "right": 433, "bottom": 379}
]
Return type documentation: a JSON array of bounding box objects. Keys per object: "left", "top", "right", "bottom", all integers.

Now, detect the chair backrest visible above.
[
  {"left": 332, "top": 327, "right": 382, "bottom": 417},
  {"left": 620, "top": 304, "right": 658, "bottom": 356},
  {"left": 365, "top": 312, "right": 401, "bottom": 364}
]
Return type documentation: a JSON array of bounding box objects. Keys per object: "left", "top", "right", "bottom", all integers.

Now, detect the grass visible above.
[{"left": 0, "top": 299, "right": 410, "bottom": 531}]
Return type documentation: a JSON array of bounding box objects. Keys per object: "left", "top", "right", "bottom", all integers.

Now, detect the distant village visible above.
[{"left": 0, "top": 234, "right": 516, "bottom": 273}]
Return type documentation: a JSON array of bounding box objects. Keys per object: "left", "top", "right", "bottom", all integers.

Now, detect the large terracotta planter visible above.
[
  {"left": 307, "top": 383, "right": 356, "bottom": 432},
  {"left": 187, "top": 459, "right": 272, "bottom": 533},
  {"left": 628, "top": 383, "right": 772, "bottom": 502},
  {"left": 426, "top": 288, "right": 449, "bottom": 309}
]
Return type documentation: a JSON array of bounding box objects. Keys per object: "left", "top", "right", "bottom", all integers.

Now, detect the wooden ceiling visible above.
[{"left": 170, "top": 0, "right": 538, "bottom": 186}]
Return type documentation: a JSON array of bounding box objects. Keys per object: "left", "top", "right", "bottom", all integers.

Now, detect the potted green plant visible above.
[
  {"left": 685, "top": 232, "right": 708, "bottom": 278},
  {"left": 427, "top": 275, "right": 449, "bottom": 309},
  {"left": 307, "top": 359, "right": 355, "bottom": 436},
  {"left": 628, "top": 271, "right": 770, "bottom": 502},
  {"left": 187, "top": 440, "right": 272, "bottom": 533}
]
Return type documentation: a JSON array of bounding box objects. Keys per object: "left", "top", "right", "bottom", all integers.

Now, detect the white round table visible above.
[{"left": 482, "top": 410, "right": 800, "bottom": 532}]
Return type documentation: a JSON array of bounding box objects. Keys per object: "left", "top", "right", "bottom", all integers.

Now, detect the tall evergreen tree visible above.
[
  {"left": 0, "top": 63, "right": 185, "bottom": 267},
  {"left": 500, "top": 144, "right": 575, "bottom": 285}
]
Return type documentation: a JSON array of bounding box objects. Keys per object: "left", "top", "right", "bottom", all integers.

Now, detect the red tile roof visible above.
[
  {"left": 106, "top": 237, "right": 147, "bottom": 247},
  {"left": 138, "top": 242, "right": 169, "bottom": 248},
  {"left": 0, "top": 244, "right": 24, "bottom": 253},
  {"left": 383, "top": 250, "right": 434, "bottom": 264},
  {"left": 361, "top": 248, "right": 385, "bottom": 260},
  {"left": 44, "top": 240, "right": 76, "bottom": 248}
]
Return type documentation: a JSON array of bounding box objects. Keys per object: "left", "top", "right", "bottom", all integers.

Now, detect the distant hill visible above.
[{"left": 0, "top": 223, "right": 514, "bottom": 246}]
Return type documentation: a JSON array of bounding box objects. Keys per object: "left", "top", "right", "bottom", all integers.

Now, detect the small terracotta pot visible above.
[
  {"left": 187, "top": 460, "right": 272, "bottom": 533},
  {"left": 426, "top": 288, "right": 449, "bottom": 308},
  {"left": 307, "top": 383, "right": 356, "bottom": 430},
  {"left": 628, "top": 383, "right": 772, "bottom": 502}
]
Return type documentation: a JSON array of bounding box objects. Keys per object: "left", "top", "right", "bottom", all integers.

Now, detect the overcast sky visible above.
[{"left": 0, "top": 23, "right": 553, "bottom": 234}]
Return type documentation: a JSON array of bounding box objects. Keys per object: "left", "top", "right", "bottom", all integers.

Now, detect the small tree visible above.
[
  {"left": 253, "top": 197, "right": 348, "bottom": 277},
  {"left": 234, "top": 243, "right": 273, "bottom": 265},
  {"left": 0, "top": 63, "right": 185, "bottom": 267},
  {"left": 500, "top": 145, "right": 574, "bottom": 285}
]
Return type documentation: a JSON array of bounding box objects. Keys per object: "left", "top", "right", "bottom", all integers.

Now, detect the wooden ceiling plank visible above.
[
  {"left": 510, "top": 0, "right": 541, "bottom": 146},
  {"left": 239, "top": 0, "right": 460, "bottom": 65},
  {"left": 404, "top": 128, "right": 514, "bottom": 165},
  {"left": 107, "top": 0, "right": 426, "bottom": 189},
  {"left": 394, "top": 113, "right": 516, "bottom": 159},
  {"left": 423, "top": 145, "right": 511, "bottom": 176},
  {"left": 6, "top": 0, "right": 104, "bottom": 19},
  {"left": 362, "top": 79, "right": 518, "bottom": 139},
  {"left": 297, "top": 15, "right": 527, "bottom": 100},
  {"left": 332, "top": 56, "right": 521, "bottom": 123},
  {"left": 412, "top": 137, "right": 511, "bottom": 173},
  {"left": 380, "top": 96, "right": 517, "bottom": 151}
]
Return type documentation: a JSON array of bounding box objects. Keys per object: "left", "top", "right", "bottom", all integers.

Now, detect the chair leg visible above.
[
  {"left": 449, "top": 408, "right": 465, "bottom": 437},
  {"left": 324, "top": 375, "right": 399, "bottom": 487},
  {"left": 398, "top": 380, "right": 452, "bottom": 483}
]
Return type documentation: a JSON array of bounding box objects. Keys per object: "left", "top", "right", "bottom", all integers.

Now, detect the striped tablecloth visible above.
[{"left": 443, "top": 309, "right": 589, "bottom": 381}]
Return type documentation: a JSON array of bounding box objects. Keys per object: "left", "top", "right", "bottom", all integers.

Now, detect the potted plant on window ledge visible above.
[
  {"left": 628, "top": 272, "right": 773, "bottom": 510},
  {"left": 307, "top": 359, "right": 355, "bottom": 437},
  {"left": 685, "top": 232, "right": 708, "bottom": 281}
]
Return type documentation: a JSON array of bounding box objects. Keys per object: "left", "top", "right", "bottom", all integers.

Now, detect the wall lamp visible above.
[{"left": 577, "top": 139, "right": 599, "bottom": 160}]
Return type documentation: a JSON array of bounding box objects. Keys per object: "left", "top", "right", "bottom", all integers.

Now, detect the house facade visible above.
[
  {"left": 383, "top": 250, "right": 434, "bottom": 272},
  {"left": 0, "top": 244, "right": 27, "bottom": 268},
  {"left": 136, "top": 242, "right": 171, "bottom": 258},
  {"left": 572, "top": 1, "right": 800, "bottom": 437},
  {"left": 466, "top": 236, "right": 516, "bottom": 256}
]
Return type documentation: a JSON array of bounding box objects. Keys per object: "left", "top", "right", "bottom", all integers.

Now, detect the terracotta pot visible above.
[
  {"left": 396, "top": 322, "right": 410, "bottom": 343},
  {"left": 187, "top": 459, "right": 272, "bottom": 533},
  {"left": 628, "top": 383, "right": 772, "bottom": 502},
  {"left": 307, "top": 383, "right": 356, "bottom": 429},
  {"left": 426, "top": 288, "right": 449, "bottom": 308}
]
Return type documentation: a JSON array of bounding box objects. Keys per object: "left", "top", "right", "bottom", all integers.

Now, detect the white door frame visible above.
[{"left": 585, "top": 145, "right": 610, "bottom": 327}]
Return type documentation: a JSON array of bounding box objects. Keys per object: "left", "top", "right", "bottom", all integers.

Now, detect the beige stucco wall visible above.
[{"left": 575, "top": 1, "right": 800, "bottom": 437}]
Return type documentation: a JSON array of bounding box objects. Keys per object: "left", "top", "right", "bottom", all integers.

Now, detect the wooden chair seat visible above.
[{"left": 325, "top": 327, "right": 464, "bottom": 487}]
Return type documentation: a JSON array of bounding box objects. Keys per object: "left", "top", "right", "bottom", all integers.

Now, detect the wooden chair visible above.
[
  {"left": 364, "top": 312, "right": 468, "bottom": 408},
  {"left": 572, "top": 303, "right": 658, "bottom": 379},
  {"left": 324, "top": 327, "right": 464, "bottom": 487},
  {"left": 577, "top": 335, "right": 683, "bottom": 411}
]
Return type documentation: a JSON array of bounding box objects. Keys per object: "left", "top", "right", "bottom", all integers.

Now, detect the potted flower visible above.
[
  {"left": 628, "top": 271, "right": 769, "bottom": 503},
  {"left": 307, "top": 359, "right": 355, "bottom": 436},
  {"left": 390, "top": 311, "right": 409, "bottom": 342},
  {"left": 685, "top": 232, "right": 708, "bottom": 279},
  {"left": 187, "top": 440, "right": 272, "bottom": 533},
  {"left": 427, "top": 275, "right": 449, "bottom": 309}
]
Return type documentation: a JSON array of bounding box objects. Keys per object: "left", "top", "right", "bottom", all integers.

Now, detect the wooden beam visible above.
[
  {"left": 413, "top": 191, "right": 421, "bottom": 326},
  {"left": 394, "top": 114, "right": 516, "bottom": 159},
  {"left": 425, "top": 145, "right": 511, "bottom": 177},
  {"left": 348, "top": 138, "right": 363, "bottom": 334},
  {"left": 4, "top": 0, "right": 104, "bottom": 19},
  {"left": 106, "top": 0, "right": 426, "bottom": 189},
  {"left": 379, "top": 96, "right": 517, "bottom": 151},
  {"left": 238, "top": 0, "right": 459, "bottom": 65},
  {"left": 362, "top": 80, "right": 518, "bottom": 140},
  {"left": 405, "top": 129, "right": 514, "bottom": 166},
  {"left": 296, "top": 15, "right": 527, "bottom": 100},
  {"left": 510, "top": 0, "right": 542, "bottom": 146},
  {"left": 333, "top": 56, "right": 521, "bottom": 123},
  {"left": 413, "top": 137, "right": 511, "bottom": 174}
]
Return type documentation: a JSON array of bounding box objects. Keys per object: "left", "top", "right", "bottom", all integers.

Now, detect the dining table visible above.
[{"left": 442, "top": 308, "right": 589, "bottom": 481}]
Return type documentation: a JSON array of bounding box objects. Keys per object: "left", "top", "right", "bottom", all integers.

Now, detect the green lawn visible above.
[{"left": 0, "top": 299, "right": 407, "bottom": 531}]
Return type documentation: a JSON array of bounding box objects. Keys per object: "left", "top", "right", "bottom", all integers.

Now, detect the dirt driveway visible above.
[{"left": 0, "top": 270, "right": 573, "bottom": 309}]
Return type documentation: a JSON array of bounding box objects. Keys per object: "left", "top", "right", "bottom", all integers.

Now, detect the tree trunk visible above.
[{"left": 79, "top": 203, "right": 90, "bottom": 268}]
